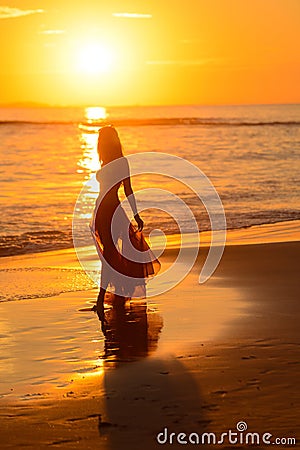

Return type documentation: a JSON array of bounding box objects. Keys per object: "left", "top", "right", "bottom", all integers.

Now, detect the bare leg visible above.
[
  {"left": 94, "top": 267, "right": 109, "bottom": 322},
  {"left": 114, "top": 294, "right": 126, "bottom": 311}
]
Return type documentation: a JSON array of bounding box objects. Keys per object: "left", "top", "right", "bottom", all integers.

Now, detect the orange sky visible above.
[{"left": 0, "top": 0, "right": 299, "bottom": 106}]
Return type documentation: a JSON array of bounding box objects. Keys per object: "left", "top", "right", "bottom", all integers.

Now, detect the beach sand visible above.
[{"left": 0, "top": 222, "right": 299, "bottom": 449}]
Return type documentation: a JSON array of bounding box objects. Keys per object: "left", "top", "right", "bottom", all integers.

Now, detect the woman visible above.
[{"left": 91, "top": 126, "right": 160, "bottom": 322}]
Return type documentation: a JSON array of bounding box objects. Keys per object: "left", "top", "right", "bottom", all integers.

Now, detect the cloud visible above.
[
  {"left": 39, "top": 29, "right": 65, "bottom": 35},
  {"left": 112, "top": 12, "right": 152, "bottom": 19},
  {"left": 0, "top": 6, "right": 44, "bottom": 19}
]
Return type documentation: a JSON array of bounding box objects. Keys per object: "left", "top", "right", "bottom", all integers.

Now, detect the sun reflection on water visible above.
[
  {"left": 78, "top": 106, "right": 107, "bottom": 174},
  {"left": 78, "top": 132, "right": 99, "bottom": 174}
]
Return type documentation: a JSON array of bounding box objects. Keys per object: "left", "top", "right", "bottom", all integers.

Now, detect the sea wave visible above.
[
  {"left": 0, "top": 118, "right": 299, "bottom": 128},
  {"left": 0, "top": 266, "right": 95, "bottom": 303},
  {"left": 0, "top": 231, "right": 73, "bottom": 257},
  {"left": 1, "top": 214, "right": 299, "bottom": 258}
]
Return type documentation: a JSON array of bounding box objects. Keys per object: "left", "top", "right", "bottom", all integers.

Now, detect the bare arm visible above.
[{"left": 123, "top": 176, "right": 144, "bottom": 232}]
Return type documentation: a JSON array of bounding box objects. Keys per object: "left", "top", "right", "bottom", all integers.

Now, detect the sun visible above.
[{"left": 76, "top": 43, "right": 115, "bottom": 75}]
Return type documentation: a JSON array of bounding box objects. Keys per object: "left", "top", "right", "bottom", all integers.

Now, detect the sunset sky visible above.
[{"left": 1, "top": 0, "right": 299, "bottom": 106}]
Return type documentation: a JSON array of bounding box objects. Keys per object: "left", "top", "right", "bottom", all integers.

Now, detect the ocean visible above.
[{"left": 0, "top": 104, "right": 299, "bottom": 258}]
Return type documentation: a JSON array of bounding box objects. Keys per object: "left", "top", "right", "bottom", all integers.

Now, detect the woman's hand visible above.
[{"left": 134, "top": 214, "right": 144, "bottom": 232}]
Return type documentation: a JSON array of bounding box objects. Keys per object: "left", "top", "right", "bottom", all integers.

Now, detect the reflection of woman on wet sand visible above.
[
  {"left": 91, "top": 126, "right": 160, "bottom": 322},
  {"left": 101, "top": 301, "right": 163, "bottom": 362}
]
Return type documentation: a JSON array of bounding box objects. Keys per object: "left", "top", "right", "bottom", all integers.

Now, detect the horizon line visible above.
[{"left": 0, "top": 101, "right": 299, "bottom": 109}]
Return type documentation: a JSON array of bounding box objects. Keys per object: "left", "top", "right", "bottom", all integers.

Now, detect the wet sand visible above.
[{"left": 0, "top": 223, "right": 299, "bottom": 449}]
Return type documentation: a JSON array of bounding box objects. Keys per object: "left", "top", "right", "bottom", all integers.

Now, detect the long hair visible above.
[{"left": 97, "top": 125, "right": 123, "bottom": 166}]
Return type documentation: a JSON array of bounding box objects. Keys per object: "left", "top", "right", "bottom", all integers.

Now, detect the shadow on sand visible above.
[{"left": 94, "top": 295, "right": 209, "bottom": 450}]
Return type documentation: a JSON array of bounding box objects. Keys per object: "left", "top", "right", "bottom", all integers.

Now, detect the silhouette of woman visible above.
[{"left": 91, "top": 126, "right": 160, "bottom": 322}]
